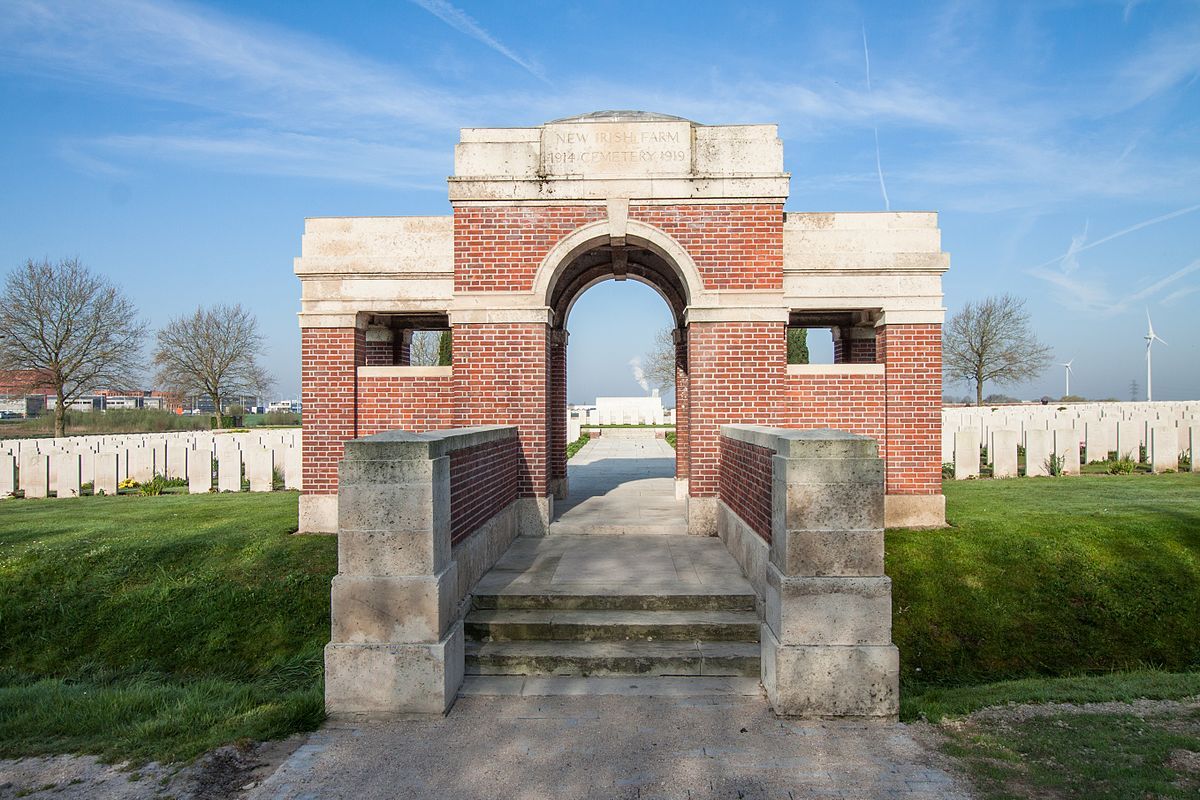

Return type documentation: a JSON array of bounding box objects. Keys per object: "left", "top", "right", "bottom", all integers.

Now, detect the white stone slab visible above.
[
  {"left": 1025, "top": 429, "right": 1053, "bottom": 477},
  {"left": 52, "top": 453, "right": 82, "bottom": 498},
  {"left": 0, "top": 454, "right": 15, "bottom": 497},
  {"left": 94, "top": 453, "right": 119, "bottom": 496},
  {"left": 217, "top": 451, "right": 242, "bottom": 492},
  {"left": 188, "top": 451, "right": 212, "bottom": 494},
  {"left": 246, "top": 448, "right": 274, "bottom": 492},
  {"left": 1150, "top": 425, "right": 1178, "bottom": 472},
  {"left": 20, "top": 452, "right": 49, "bottom": 498},
  {"left": 166, "top": 444, "right": 188, "bottom": 480},
  {"left": 1053, "top": 428, "right": 1081, "bottom": 475},
  {"left": 953, "top": 430, "right": 980, "bottom": 479},
  {"left": 991, "top": 430, "right": 1019, "bottom": 478}
]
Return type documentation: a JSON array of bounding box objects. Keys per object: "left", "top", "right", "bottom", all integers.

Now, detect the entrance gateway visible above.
[{"left": 295, "top": 111, "right": 949, "bottom": 718}]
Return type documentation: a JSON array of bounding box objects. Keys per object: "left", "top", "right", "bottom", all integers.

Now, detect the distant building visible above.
[
  {"left": 0, "top": 369, "right": 52, "bottom": 418},
  {"left": 267, "top": 400, "right": 302, "bottom": 414}
]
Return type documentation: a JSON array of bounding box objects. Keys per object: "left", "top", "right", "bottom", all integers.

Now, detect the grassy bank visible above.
[
  {"left": 889, "top": 473, "right": 1200, "bottom": 688},
  {"left": 0, "top": 492, "right": 335, "bottom": 763}
]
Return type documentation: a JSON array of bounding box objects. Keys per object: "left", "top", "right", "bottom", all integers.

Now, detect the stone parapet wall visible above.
[
  {"left": 325, "top": 425, "right": 518, "bottom": 716},
  {"left": 716, "top": 425, "right": 898, "bottom": 719}
]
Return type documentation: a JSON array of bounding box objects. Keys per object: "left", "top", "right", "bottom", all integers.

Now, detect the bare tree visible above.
[
  {"left": 643, "top": 328, "right": 676, "bottom": 392},
  {"left": 408, "top": 330, "right": 451, "bottom": 366},
  {"left": 0, "top": 258, "right": 148, "bottom": 437},
  {"left": 153, "top": 304, "right": 273, "bottom": 428},
  {"left": 943, "top": 294, "right": 1052, "bottom": 406}
]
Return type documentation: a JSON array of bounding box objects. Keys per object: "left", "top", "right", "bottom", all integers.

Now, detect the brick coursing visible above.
[
  {"left": 454, "top": 206, "right": 605, "bottom": 292},
  {"left": 357, "top": 374, "right": 452, "bottom": 436},
  {"left": 630, "top": 204, "right": 784, "bottom": 290},
  {"left": 450, "top": 436, "right": 519, "bottom": 546},
  {"left": 301, "top": 327, "right": 363, "bottom": 495},
  {"left": 878, "top": 324, "right": 942, "bottom": 495},
  {"left": 784, "top": 373, "right": 887, "bottom": 460},
  {"left": 452, "top": 323, "right": 550, "bottom": 498},
  {"left": 687, "top": 321, "right": 788, "bottom": 497},
  {"left": 718, "top": 436, "right": 773, "bottom": 542}
]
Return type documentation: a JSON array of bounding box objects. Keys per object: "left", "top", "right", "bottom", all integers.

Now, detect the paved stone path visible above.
[
  {"left": 473, "top": 533, "right": 753, "bottom": 595},
  {"left": 552, "top": 435, "right": 686, "bottom": 534},
  {"left": 249, "top": 695, "right": 973, "bottom": 800}
]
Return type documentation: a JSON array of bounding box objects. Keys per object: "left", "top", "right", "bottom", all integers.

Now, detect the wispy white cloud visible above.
[
  {"left": 409, "top": 0, "right": 549, "bottom": 84},
  {"left": 1161, "top": 285, "right": 1200, "bottom": 306}
]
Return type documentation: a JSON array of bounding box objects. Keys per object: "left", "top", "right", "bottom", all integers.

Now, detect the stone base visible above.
[
  {"left": 883, "top": 493, "right": 945, "bottom": 528},
  {"left": 549, "top": 477, "right": 569, "bottom": 500},
  {"left": 675, "top": 477, "right": 689, "bottom": 500},
  {"left": 686, "top": 496, "right": 718, "bottom": 536},
  {"left": 325, "top": 621, "right": 464, "bottom": 716},
  {"left": 716, "top": 501, "right": 768, "bottom": 603},
  {"left": 299, "top": 493, "right": 338, "bottom": 534},
  {"left": 516, "top": 496, "right": 553, "bottom": 536},
  {"left": 761, "top": 625, "right": 898, "bottom": 719}
]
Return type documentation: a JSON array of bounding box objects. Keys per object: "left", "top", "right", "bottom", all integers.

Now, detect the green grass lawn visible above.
[
  {"left": 0, "top": 492, "right": 335, "bottom": 763},
  {"left": 1, "top": 472, "right": 1197, "bottom": 775},
  {"left": 889, "top": 472, "right": 1200, "bottom": 689}
]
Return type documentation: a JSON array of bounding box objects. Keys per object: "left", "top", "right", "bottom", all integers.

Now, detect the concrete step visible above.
[
  {"left": 472, "top": 578, "right": 756, "bottom": 612},
  {"left": 465, "top": 609, "right": 760, "bottom": 642},
  {"left": 465, "top": 640, "right": 760, "bottom": 677},
  {"left": 460, "top": 675, "right": 763, "bottom": 698}
]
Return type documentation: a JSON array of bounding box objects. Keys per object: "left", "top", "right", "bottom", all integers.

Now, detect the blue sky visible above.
[{"left": 0, "top": 0, "right": 1197, "bottom": 404}]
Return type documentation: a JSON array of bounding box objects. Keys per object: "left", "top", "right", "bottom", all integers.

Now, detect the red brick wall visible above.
[
  {"left": 549, "top": 330, "right": 568, "bottom": 487},
  {"left": 718, "top": 435, "right": 773, "bottom": 542},
  {"left": 357, "top": 373, "right": 453, "bottom": 436},
  {"left": 878, "top": 324, "right": 942, "bottom": 495},
  {"left": 301, "top": 327, "right": 363, "bottom": 495},
  {"left": 783, "top": 372, "right": 887, "bottom": 459},
  {"left": 630, "top": 204, "right": 783, "bottom": 290},
  {"left": 687, "top": 321, "right": 788, "bottom": 497},
  {"left": 449, "top": 436, "right": 520, "bottom": 546},
  {"left": 454, "top": 206, "right": 605, "bottom": 292},
  {"left": 452, "top": 323, "right": 549, "bottom": 498},
  {"left": 364, "top": 340, "right": 394, "bottom": 366},
  {"left": 674, "top": 331, "right": 690, "bottom": 480}
]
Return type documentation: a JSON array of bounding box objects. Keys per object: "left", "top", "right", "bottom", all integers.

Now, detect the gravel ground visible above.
[{"left": 0, "top": 737, "right": 305, "bottom": 800}]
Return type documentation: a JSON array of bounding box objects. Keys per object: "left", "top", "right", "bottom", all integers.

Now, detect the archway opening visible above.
[{"left": 546, "top": 243, "right": 690, "bottom": 534}]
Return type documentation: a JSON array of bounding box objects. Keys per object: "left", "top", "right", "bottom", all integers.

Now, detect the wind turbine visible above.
[
  {"left": 1059, "top": 359, "right": 1074, "bottom": 397},
  {"left": 1144, "top": 310, "right": 1167, "bottom": 402}
]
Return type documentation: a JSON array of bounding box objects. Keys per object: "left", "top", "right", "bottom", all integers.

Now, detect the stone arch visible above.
[
  {"left": 532, "top": 219, "right": 705, "bottom": 326},
  {"left": 538, "top": 219, "right": 697, "bottom": 504}
]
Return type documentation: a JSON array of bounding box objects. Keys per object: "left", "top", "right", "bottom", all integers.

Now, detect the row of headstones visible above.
[
  {"left": 0, "top": 429, "right": 300, "bottom": 458},
  {"left": 953, "top": 425, "right": 1198, "bottom": 479},
  {"left": 0, "top": 444, "right": 301, "bottom": 498},
  {"left": 943, "top": 401, "right": 1200, "bottom": 457},
  {"left": 943, "top": 416, "right": 1197, "bottom": 465}
]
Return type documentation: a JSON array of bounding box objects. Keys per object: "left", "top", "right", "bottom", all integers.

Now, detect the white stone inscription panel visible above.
[{"left": 540, "top": 121, "right": 692, "bottom": 177}]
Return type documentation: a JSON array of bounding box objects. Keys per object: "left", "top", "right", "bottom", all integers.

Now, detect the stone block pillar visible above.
[
  {"left": 325, "top": 430, "right": 462, "bottom": 716},
  {"left": 758, "top": 429, "right": 898, "bottom": 719}
]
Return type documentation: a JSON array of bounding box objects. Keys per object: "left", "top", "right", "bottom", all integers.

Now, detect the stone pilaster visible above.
[
  {"left": 756, "top": 428, "right": 898, "bottom": 718},
  {"left": 325, "top": 431, "right": 463, "bottom": 716}
]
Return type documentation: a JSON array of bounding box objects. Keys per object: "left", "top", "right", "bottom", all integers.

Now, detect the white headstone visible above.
[
  {"left": 284, "top": 446, "right": 302, "bottom": 490},
  {"left": 20, "top": 452, "right": 49, "bottom": 498},
  {"left": 217, "top": 450, "right": 242, "bottom": 492},
  {"left": 52, "top": 452, "right": 82, "bottom": 498},
  {"left": 166, "top": 443, "right": 188, "bottom": 480},
  {"left": 246, "top": 448, "right": 274, "bottom": 492},
  {"left": 1053, "top": 428, "right": 1081, "bottom": 475},
  {"left": 954, "top": 429, "right": 980, "bottom": 479},
  {"left": 0, "top": 454, "right": 15, "bottom": 497},
  {"left": 1025, "top": 429, "right": 1053, "bottom": 477},
  {"left": 94, "top": 453, "right": 119, "bottom": 496},
  {"left": 188, "top": 451, "right": 212, "bottom": 494},
  {"left": 1150, "top": 425, "right": 1178, "bottom": 472},
  {"left": 991, "top": 430, "right": 1019, "bottom": 478}
]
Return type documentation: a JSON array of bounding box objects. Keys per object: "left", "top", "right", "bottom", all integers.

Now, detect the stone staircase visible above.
[{"left": 464, "top": 581, "right": 761, "bottom": 678}]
